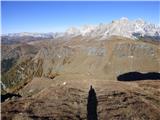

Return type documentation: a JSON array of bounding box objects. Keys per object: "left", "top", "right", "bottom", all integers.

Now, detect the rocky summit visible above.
[{"left": 1, "top": 18, "right": 160, "bottom": 120}]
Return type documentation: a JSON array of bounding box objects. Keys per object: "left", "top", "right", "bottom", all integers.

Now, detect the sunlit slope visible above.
[
  {"left": 33, "top": 36, "right": 159, "bottom": 80},
  {"left": 2, "top": 36, "right": 160, "bottom": 92}
]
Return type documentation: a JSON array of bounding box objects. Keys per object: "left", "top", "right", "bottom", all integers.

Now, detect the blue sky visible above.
[{"left": 2, "top": 1, "right": 160, "bottom": 34}]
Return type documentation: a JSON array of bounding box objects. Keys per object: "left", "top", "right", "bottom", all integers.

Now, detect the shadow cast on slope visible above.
[
  {"left": 1, "top": 93, "right": 22, "bottom": 102},
  {"left": 87, "top": 85, "right": 98, "bottom": 120},
  {"left": 117, "top": 72, "right": 160, "bottom": 81}
]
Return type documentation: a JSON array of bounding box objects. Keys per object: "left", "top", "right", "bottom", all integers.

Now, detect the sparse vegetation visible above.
[
  {"left": 1, "top": 58, "right": 16, "bottom": 73},
  {"left": 1, "top": 35, "right": 160, "bottom": 119}
]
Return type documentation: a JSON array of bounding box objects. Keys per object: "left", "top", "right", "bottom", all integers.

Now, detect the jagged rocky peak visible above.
[
  {"left": 135, "top": 18, "right": 145, "bottom": 25},
  {"left": 66, "top": 27, "right": 80, "bottom": 35},
  {"left": 117, "top": 17, "right": 129, "bottom": 22},
  {"left": 80, "top": 25, "right": 97, "bottom": 36},
  {"left": 64, "top": 17, "right": 160, "bottom": 40}
]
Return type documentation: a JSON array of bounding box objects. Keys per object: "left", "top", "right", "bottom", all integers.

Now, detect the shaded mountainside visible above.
[{"left": 1, "top": 43, "right": 39, "bottom": 73}]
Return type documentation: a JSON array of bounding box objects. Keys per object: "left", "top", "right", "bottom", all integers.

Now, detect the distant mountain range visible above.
[{"left": 2, "top": 17, "right": 160, "bottom": 42}]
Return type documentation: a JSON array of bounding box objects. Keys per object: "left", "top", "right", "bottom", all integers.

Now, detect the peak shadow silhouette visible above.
[
  {"left": 1, "top": 93, "right": 21, "bottom": 102},
  {"left": 87, "top": 85, "right": 98, "bottom": 120},
  {"left": 117, "top": 72, "right": 160, "bottom": 81}
]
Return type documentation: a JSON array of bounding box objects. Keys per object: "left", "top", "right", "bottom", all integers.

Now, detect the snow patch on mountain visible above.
[
  {"left": 3, "top": 18, "right": 160, "bottom": 40},
  {"left": 64, "top": 17, "right": 160, "bottom": 40}
]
